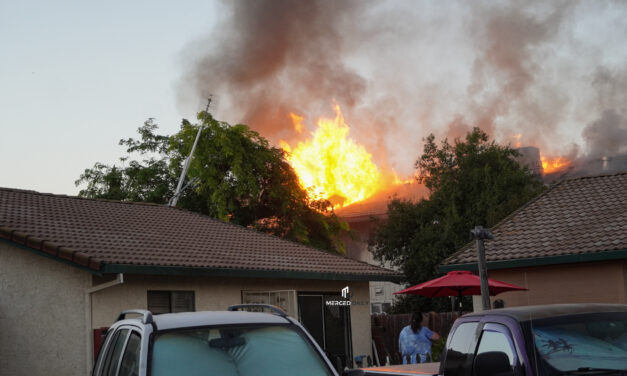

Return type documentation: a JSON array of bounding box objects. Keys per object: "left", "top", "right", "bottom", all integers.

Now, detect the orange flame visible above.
[
  {"left": 280, "top": 104, "right": 403, "bottom": 207},
  {"left": 541, "top": 156, "right": 572, "bottom": 174}
]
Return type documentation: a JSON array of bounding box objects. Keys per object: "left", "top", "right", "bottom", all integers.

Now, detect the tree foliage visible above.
[
  {"left": 370, "top": 127, "right": 545, "bottom": 312},
  {"left": 76, "top": 112, "right": 348, "bottom": 253}
]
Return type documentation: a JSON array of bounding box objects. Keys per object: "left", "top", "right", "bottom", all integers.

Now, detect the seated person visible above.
[{"left": 399, "top": 311, "right": 440, "bottom": 363}]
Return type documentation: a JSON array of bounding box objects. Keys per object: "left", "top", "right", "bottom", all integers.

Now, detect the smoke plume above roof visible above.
[{"left": 178, "top": 0, "right": 627, "bottom": 176}]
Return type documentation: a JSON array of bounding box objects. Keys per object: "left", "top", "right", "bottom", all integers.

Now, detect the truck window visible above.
[
  {"left": 103, "top": 329, "right": 130, "bottom": 376},
  {"left": 475, "top": 325, "right": 516, "bottom": 366},
  {"left": 119, "top": 331, "right": 141, "bottom": 376},
  {"left": 443, "top": 322, "right": 479, "bottom": 376}
]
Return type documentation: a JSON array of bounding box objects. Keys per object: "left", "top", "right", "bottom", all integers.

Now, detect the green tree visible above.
[
  {"left": 370, "top": 127, "right": 545, "bottom": 311},
  {"left": 76, "top": 112, "right": 348, "bottom": 253}
]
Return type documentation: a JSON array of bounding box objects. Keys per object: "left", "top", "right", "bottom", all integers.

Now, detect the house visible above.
[
  {"left": 0, "top": 187, "right": 401, "bottom": 375},
  {"left": 337, "top": 183, "right": 428, "bottom": 314},
  {"left": 439, "top": 172, "right": 627, "bottom": 308}
]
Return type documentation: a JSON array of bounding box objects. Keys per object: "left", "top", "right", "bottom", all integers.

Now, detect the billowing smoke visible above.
[
  {"left": 178, "top": 0, "right": 368, "bottom": 143},
  {"left": 178, "top": 0, "right": 627, "bottom": 177}
]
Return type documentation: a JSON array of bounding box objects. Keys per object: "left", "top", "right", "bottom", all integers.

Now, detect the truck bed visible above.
[{"left": 360, "top": 362, "right": 440, "bottom": 375}]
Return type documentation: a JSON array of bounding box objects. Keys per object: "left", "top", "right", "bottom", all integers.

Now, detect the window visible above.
[
  {"left": 442, "top": 322, "right": 479, "bottom": 376},
  {"left": 371, "top": 303, "right": 382, "bottom": 314},
  {"left": 151, "top": 325, "right": 334, "bottom": 376},
  {"left": 147, "top": 291, "right": 195, "bottom": 314},
  {"left": 476, "top": 328, "right": 516, "bottom": 366},
  {"left": 119, "top": 331, "right": 141, "bottom": 376},
  {"left": 102, "top": 329, "right": 130, "bottom": 376}
]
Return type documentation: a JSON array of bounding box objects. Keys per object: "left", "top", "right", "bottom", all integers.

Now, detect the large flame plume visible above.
[{"left": 280, "top": 105, "right": 406, "bottom": 208}]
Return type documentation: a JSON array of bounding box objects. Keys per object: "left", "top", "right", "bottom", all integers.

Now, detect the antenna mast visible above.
[{"left": 169, "top": 96, "right": 213, "bottom": 207}]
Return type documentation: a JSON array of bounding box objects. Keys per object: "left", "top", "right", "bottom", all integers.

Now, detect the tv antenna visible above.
[{"left": 169, "top": 96, "right": 215, "bottom": 207}]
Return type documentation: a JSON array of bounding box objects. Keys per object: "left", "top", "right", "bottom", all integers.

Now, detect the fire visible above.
[
  {"left": 541, "top": 156, "right": 572, "bottom": 174},
  {"left": 280, "top": 104, "right": 402, "bottom": 207},
  {"left": 511, "top": 133, "right": 522, "bottom": 148}
]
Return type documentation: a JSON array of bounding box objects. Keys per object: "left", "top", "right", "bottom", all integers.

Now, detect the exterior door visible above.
[{"left": 298, "top": 293, "right": 353, "bottom": 370}]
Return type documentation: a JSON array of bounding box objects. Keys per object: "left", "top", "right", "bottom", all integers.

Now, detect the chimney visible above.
[{"left": 516, "top": 146, "right": 543, "bottom": 176}]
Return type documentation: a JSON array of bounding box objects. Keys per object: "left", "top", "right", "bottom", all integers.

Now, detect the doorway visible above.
[{"left": 298, "top": 293, "right": 353, "bottom": 370}]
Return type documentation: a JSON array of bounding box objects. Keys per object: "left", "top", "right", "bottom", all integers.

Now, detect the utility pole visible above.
[
  {"left": 169, "top": 96, "right": 213, "bottom": 207},
  {"left": 470, "top": 226, "right": 494, "bottom": 310}
]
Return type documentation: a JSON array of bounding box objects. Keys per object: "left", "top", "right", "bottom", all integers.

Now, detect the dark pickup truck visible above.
[{"left": 362, "top": 304, "right": 627, "bottom": 376}]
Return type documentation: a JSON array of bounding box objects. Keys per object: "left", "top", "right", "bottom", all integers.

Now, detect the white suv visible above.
[{"left": 92, "top": 304, "right": 364, "bottom": 376}]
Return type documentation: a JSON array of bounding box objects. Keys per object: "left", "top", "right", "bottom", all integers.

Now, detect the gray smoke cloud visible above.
[
  {"left": 582, "top": 68, "right": 627, "bottom": 159},
  {"left": 178, "top": 0, "right": 627, "bottom": 176}
]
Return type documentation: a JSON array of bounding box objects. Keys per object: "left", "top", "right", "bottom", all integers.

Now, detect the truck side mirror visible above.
[{"left": 474, "top": 351, "right": 512, "bottom": 376}]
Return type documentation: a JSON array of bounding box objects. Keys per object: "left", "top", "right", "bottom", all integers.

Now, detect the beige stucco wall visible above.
[
  {"left": 0, "top": 241, "right": 91, "bottom": 376},
  {"left": 0, "top": 239, "right": 375, "bottom": 373},
  {"left": 91, "top": 274, "right": 373, "bottom": 362},
  {"left": 481, "top": 261, "right": 627, "bottom": 308}
]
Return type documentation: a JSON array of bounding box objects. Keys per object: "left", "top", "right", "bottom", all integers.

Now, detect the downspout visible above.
[{"left": 85, "top": 273, "right": 124, "bottom": 375}]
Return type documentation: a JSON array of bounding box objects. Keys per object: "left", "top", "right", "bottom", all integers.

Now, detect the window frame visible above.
[
  {"left": 147, "top": 290, "right": 195, "bottom": 314},
  {"left": 94, "top": 325, "right": 145, "bottom": 376},
  {"left": 101, "top": 328, "right": 131, "bottom": 376}
]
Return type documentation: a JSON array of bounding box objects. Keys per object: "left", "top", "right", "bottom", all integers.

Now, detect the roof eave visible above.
[
  {"left": 439, "top": 249, "right": 627, "bottom": 273},
  {"left": 1, "top": 238, "right": 104, "bottom": 276},
  {"left": 101, "top": 264, "right": 404, "bottom": 282}
]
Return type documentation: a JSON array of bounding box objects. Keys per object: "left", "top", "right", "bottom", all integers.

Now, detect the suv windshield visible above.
[
  {"left": 532, "top": 311, "right": 627, "bottom": 373},
  {"left": 150, "top": 324, "right": 334, "bottom": 376}
]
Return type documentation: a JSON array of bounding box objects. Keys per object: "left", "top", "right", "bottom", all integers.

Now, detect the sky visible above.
[
  {"left": 2, "top": 0, "right": 627, "bottom": 195},
  {"left": 0, "top": 0, "right": 218, "bottom": 194}
]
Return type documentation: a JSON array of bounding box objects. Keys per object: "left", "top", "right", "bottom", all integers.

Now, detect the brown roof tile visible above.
[
  {"left": 442, "top": 172, "right": 627, "bottom": 267},
  {"left": 0, "top": 188, "right": 399, "bottom": 280}
]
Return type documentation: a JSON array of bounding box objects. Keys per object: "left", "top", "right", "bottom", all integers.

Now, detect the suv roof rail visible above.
[
  {"left": 116, "top": 309, "right": 154, "bottom": 324},
  {"left": 227, "top": 304, "right": 288, "bottom": 317}
]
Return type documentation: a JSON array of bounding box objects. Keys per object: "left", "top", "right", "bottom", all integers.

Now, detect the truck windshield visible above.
[
  {"left": 150, "top": 324, "right": 335, "bottom": 376},
  {"left": 532, "top": 311, "right": 627, "bottom": 373}
]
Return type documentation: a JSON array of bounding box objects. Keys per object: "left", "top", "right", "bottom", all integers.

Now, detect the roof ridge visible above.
[
  {"left": 558, "top": 170, "right": 627, "bottom": 182},
  {"left": 0, "top": 186, "right": 168, "bottom": 208}
]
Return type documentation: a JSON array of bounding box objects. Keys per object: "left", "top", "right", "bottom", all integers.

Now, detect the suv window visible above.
[
  {"left": 103, "top": 329, "right": 130, "bottom": 376},
  {"left": 443, "top": 322, "right": 479, "bottom": 376},
  {"left": 119, "top": 331, "right": 141, "bottom": 376}
]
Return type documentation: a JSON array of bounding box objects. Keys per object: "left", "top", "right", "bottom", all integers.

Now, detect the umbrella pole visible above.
[{"left": 457, "top": 291, "right": 463, "bottom": 316}]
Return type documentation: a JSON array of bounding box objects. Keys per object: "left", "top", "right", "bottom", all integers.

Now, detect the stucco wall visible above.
[
  {"left": 91, "top": 274, "right": 373, "bottom": 361},
  {"left": 482, "top": 261, "right": 627, "bottom": 308},
  {"left": 0, "top": 241, "right": 91, "bottom": 376}
]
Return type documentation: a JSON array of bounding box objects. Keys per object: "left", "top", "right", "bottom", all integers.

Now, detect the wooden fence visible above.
[{"left": 370, "top": 311, "right": 463, "bottom": 365}]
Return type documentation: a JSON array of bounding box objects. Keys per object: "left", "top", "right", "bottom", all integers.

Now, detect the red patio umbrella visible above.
[{"left": 394, "top": 270, "right": 527, "bottom": 311}]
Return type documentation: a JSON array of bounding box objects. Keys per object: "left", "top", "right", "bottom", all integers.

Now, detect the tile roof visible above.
[
  {"left": 442, "top": 172, "right": 627, "bottom": 268},
  {"left": 335, "top": 182, "right": 429, "bottom": 220},
  {"left": 0, "top": 187, "right": 400, "bottom": 280}
]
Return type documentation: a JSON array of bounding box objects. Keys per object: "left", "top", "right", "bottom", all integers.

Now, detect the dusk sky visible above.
[{"left": 2, "top": 0, "right": 627, "bottom": 194}]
